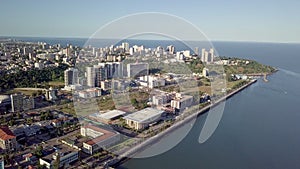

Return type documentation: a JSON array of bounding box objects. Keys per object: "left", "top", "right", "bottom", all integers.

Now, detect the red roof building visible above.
[{"left": 0, "top": 126, "right": 17, "bottom": 152}]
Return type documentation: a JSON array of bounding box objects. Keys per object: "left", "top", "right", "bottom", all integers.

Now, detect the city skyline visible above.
[{"left": 0, "top": 0, "right": 300, "bottom": 43}]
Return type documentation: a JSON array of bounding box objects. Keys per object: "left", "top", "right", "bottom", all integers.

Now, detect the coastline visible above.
[{"left": 111, "top": 79, "right": 258, "bottom": 167}]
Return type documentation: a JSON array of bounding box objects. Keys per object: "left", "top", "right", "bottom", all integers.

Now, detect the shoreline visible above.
[{"left": 111, "top": 79, "right": 258, "bottom": 167}]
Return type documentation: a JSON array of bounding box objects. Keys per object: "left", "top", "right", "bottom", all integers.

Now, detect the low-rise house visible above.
[{"left": 39, "top": 144, "right": 79, "bottom": 169}]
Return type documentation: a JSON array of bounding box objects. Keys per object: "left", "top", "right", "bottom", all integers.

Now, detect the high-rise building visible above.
[
  {"left": 10, "top": 93, "right": 23, "bottom": 112},
  {"left": 86, "top": 67, "right": 95, "bottom": 87},
  {"left": 45, "top": 87, "right": 58, "bottom": 101},
  {"left": 209, "top": 48, "right": 214, "bottom": 63},
  {"left": 194, "top": 47, "right": 199, "bottom": 55},
  {"left": 64, "top": 68, "right": 78, "bottom": 87},
  {"left": 94, "top": 65, "right": 107, "bottom": 87},
  {"left": 22, "top": 97, "right": 35, "bottom": 111},
  {"left": 127, "top": 63, "right": 149, "bottom": 78},
  {"left": 62, "top": 47, "right": 72, "bottom": 56},
  {"left": 201, "top": 48, "right": 215, "bottom": 63},
  {"left": 114, "top": 62, "right": 123, "bottom": 78},
  {"left": 167, "top": 45, "right": 175, "bottom": 54},
  {"left": 122, "top": 42, "right": 130, "bottom": 52},
  {"left": 201, "top": 48, "right": 206, "bottom": 62}
]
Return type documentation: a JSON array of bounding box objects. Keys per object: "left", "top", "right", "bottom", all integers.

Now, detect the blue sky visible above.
[{"left": 0, "top": 0, "right": 299, "bottom": 42}]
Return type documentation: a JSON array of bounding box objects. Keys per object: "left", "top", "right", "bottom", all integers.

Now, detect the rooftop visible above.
[
  {"left": 173, "top": 95, "right": 193, "bottom": 101},
  {"left": 91, "top": 110, "right": 127, "bottom": 120},
  {"left": 0, "top": 126, "right": 16, "bottom": 140},
  {"left": 83, "top": 125, "right": 118, "bottom": 146},
  {"left": 123, "top": 108, "right": 164, "bottom": 123},
  {"left": 41, "top": 143, "right": 78, "bottom": 163}
]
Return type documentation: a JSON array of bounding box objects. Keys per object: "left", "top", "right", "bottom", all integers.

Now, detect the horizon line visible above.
[{"left": 0, "top": 35, "right": 299, "bottom": 44}]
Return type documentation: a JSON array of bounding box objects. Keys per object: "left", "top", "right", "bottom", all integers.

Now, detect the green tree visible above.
[
  {"left": 131, "top": 98, "right": 138, "bottom": 107},
  {"left": 34, "top": 145, "right": 43, "bottom": 157},
  {"left": 53, "top": 153, "right": 60, "bottom": 169}
]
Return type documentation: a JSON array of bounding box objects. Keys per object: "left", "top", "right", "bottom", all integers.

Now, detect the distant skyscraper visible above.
[
  {"left": 94, "top": 65, "right": 108, "bottom": 87},
  {"left": 86, "top": 67, "right": 95, "bottom": 87},
  {"left": 194, "top": 47, "right": 199, "bottom": 55},
  {"left": 201, "top": 48, "right": 215, "bottom": 63},
  {"left": 167, "top": 45, "right": 175, "bottom": 54},
  {"left": 22, "top": 97, "right": 35, "bottom": 111},
  {"left": 122, "top": 42, "right": 130, "bottom": 52},
  {"left": 64, "top": 68, "right": 78, "bottom": 87},
  {"left": 209, "top": 48, "right": 214, "bottom": 62},
  {"left": 201, "top": 48, "right": 206, "bottom": 62},
  {"left": 10, "top": 93, "right": 23, "bottom": 112},
  {"left": 127, "top": 63, "right": 149, "bottom": 78},
  {"left": 129, "top": 47, "right": 134, "bottom": 55}
]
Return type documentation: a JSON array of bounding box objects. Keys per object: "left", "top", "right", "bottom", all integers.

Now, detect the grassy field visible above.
[{"left": 48, "top": 81, "right": 64, "bottom": 88}]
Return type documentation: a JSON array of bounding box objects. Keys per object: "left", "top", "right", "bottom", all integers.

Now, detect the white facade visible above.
[
  {"left": 86, "top": 66, "right": 95, "bottom": 87},
  {"left": 39, "top": 151, "right": 79, "bottom": 169},
  {"left": 127, "top": 63, "right": 149, "bottom": 78},
  {"left": 171, "top": 94, "right": 193, "bottom": 112},
  {"left": 78, "top": 88, "right": 102, "bottom": 98},
  {"left": 81, "top": 125, "right": 120, "bottom": 154},
  {"left": 10, "top": 93, "right": 23, "bottom": 112},
  {"left": 123, "top": 108, "right": 164, "bottom": 130}
]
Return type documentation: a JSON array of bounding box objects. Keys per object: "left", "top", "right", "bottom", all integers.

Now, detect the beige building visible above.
[
  {"left": 81, "top": 125, "right": 120, "bottom": 155},
  {"left": 170, "top": 93, "right": 193, "bottom": 112},
  {"left": 123, "top": 108, "right": 164, "bottom": 130}
]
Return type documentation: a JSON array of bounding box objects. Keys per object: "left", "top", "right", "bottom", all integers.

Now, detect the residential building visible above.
[
  {"left": 94, "top": 64, "right": 108, "bottom": 87},
  {"left": 78, "top": 88, "right": 102, "bottom": 99},
  {"left": 203, "top": 68, "right": 209, "bottom": 77},
  {"left": 39, "top": 144, "right": 79, "bottom": 169},
  {"left": 170, "top": 93, "right": 193, "bottom": 112},
  {"left": 100, "top": 80, "right": 112, "bottom": 90},
  {"left": 45, "top": 87, "right": 58, "bottom": 101},
  {"left": 127, "top": 63, "right": 149, "bottom": 78},
  {"left": 64, "top": 68, "right": 78, "bottom": 87},
  {"left": 122, "top": 42, "right": 129, "bottom": 52},
  {"left": 22, "top": 97, "right": 35, "bottom": 111},
  {"left": 10, "top": 93, "right": 23, "bottom": 112},
  {"left": 167, "top": 45, "right": 175, "bottom": 54},
  {"left": 0, "top": 126, "right": 17, "bottom": 152},
  {"left": 201, "top": 48, "right": 215, "bottom": 63},
  {"left": 148, "top": 76, "right": 166, "bottom": 89},
  {"left": 86, "top": 66, "right": 95, "bottom": 87},
  {"left": 152, "top": 90, "right": 175, "bottom": 106}
]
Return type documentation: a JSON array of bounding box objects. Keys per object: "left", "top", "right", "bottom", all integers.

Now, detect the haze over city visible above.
[{"left": 0, "top": 0, "right": 300, "bottom": 42}]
